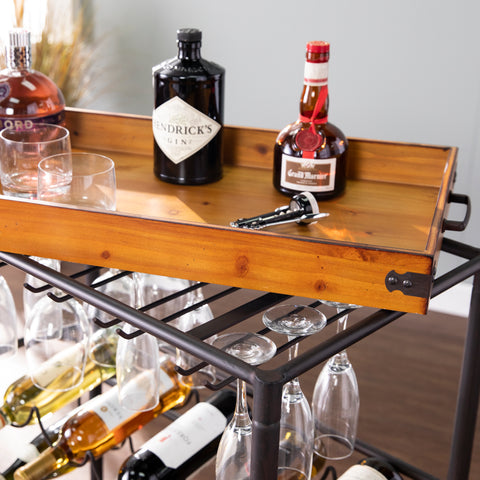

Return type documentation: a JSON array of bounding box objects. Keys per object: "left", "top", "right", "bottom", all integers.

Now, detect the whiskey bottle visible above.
[
  {"left": 338, "top": 457, "right": 403, "bottom": 480},
  {"left": 118, "top": 390, "right": 236, "bottom": 480},
  {"left": 0, "top": 28, "right": 65, "bottom": 130},
  {"left": 0, "top": 329, "right": 116, "bottom": 430},
  {"left": 152, "top": 28, "right": 225, "bottom": 185},
  {"left": 273, "top": 41, "right": 348, "bottom": 200},
  {"left": 14, "top": 360, "right": 190, "bottom": 480}
]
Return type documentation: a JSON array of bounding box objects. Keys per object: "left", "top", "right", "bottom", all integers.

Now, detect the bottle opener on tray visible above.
[{"left": 230, "top": 191, "right": 329, "bottom": 230}]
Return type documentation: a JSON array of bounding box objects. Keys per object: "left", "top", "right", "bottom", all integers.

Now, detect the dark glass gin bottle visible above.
[
  {"left": 273, "top": 41, "right": 348, "bottom": 200},
  {"left": 152, "top": 28, "right": 225, "bottom": 185},
  {"left": 0, "top": 28, "right": 65, "bottom": 130}
]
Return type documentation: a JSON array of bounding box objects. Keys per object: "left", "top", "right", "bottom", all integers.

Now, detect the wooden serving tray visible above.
[{"left": 0, "top": 108, "right": 457, "bottom": 314}]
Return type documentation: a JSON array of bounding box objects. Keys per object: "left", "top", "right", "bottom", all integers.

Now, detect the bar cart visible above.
[{"left": 0, "top": 108, "right": 478, "bottom": 479}]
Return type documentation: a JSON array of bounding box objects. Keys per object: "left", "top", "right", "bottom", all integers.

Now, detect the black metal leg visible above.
[
  {"left": 447, "top": 272, "right": 480, "bottom": 479},
  {"left": 250, "top": 375, "right": 283, "bottom": 479}
]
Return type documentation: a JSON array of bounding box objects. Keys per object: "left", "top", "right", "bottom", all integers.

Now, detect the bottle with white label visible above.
[
  {"left": 118, "top": 390, "right": 236, "bottom": 480},
  {"left": 14, "top": 359, "right": 190, "bottom": 480},
  {"left": 152, "top": 28, "right": 225, "bottom": 185},
  {"left": 273, "top": 41, "right": 348, "bottom": 200},
  {"left": 338, "top": 457, "right": 403, "bottom": 480}
]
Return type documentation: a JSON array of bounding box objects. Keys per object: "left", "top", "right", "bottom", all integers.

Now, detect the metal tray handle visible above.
[{"left": 442, "top": 193, "right": 471, "bottom": 232}]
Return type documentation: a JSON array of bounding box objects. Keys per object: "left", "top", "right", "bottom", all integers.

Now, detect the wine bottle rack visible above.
[
  {"left": 0, "top": 109, "right": 478, "bottom": 479},
  {"left": 1, "top": 238, "right": 480, "bottom": 480}
]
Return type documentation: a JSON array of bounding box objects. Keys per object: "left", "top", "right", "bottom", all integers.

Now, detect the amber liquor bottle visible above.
[
  {"left": 273, "top": 41, "right": 348, "bottom": 200},
  {"left": 152, "top": 28, "right": 225, "bottom": 185},
  {"left": 0, "top": 28, "right": 65, "bottom": 130}
]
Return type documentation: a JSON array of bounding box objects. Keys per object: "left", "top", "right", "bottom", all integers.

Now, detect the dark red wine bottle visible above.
[
  {"left": 117, "top": 390, "right": 236, "bottom": 480},
  {"left": 152, "top": 28, "right": 225, "bottom": 185}
]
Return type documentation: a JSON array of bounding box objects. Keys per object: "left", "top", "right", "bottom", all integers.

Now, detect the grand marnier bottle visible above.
[
  {"left": 273, "top": 41, "right": 348, "bottom": 200},
  {"left": 152, "top": 28, "right": 225, "bottom": 185},
  {"left": 0, "top": 28, "right": 65, "bottom": 130}
]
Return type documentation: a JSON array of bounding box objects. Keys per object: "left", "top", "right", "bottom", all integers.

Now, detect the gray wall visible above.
[{"left": 85, "top": 0, "right": 480, "bottom": 277}]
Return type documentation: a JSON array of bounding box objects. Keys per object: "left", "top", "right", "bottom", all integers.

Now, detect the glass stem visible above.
[
  {"left": 234, "top": 379, "right": 251, "bottom": 428},
  {"left": 287, "top": 336, "right": 301, "bottom": 391},
  {"left": 333, "top": 309, "right": 350, "bottom": 366}
]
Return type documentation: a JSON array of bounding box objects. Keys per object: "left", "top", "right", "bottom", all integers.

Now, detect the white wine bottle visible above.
[
  {"left": 338, "top": 457, "right": 403, "bottom": 480},
  {"left": 118, "top": 390, "right": 236, "bottom": 480},
  {"left": 14, "top": 359, "right": 190, "bottom": 480},
  {"left": 0, "top": 328, "right": 117, "bottom": 429},
  {"left": 0, "top": 407, "right": 81, "bottom": 480}
]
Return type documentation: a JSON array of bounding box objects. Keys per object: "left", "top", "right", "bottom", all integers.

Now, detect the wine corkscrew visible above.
[{"left": 230, "top": 191, "right": 329, "bottom": 230}]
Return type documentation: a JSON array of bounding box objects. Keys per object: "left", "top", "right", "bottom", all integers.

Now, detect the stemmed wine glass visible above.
[
  {"left": 312, "top": 301, "right": 361, "bottom": 461},
  {"left": 263, "top": 304, "right": 327, "bottom": 480},
  {"left": 175, "top": 290, "right": 217, "bottom": 389},
  {"left": 213, "top": 332, "right": 277, "bottom": 480},
  {"left": 23, "top": 257, "right": 61, "bottom": 324},
  {"left": 0, "top": 271, "right": 18, "bottom": 361},
  {"left": 24, "top": 289, "right": 91, "bottom": 391},
  {"left": 115, "top": 271, "right": 162, "bottom": 411},
  {"left": 84, "top": 268, "right": 135, "bottom": 368}
]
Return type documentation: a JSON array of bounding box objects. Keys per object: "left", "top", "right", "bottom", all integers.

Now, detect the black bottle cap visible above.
[{"left": 177, "top": 28, "right": 202, "bottom": 43}]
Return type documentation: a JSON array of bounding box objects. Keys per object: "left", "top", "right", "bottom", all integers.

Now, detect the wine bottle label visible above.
[
  {"left": 280, "top": 153, "right": 336, "bottom": 192},
  {"left": 32, "top": 343, "right": 86, "bottom": 389},
  {"left": 144, "top": 401, "right": 228, "bottom": 469},
  {"left": 88, "top": 386, "right": 133, "bottom": 430},
  {"left": 152, "top": 96, "right": 221, "bottom": 165},
  {"left": 340, "top": 465, "right": 388, "bottom": 480},
  {"left": 89, "top": 367, "right": 175, "bottom": 430},
  {"left": 304, "top": 62, "right": 328, "bottom": 86}
]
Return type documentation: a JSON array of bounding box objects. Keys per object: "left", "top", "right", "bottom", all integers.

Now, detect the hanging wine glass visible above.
[
  {"left": 24, "top": 291, "right": 91, "bottom": 391},
  {"left": 312, "top": 301, "right": 361, "bottom": 461},
  {"left": 115, "top": 271, "right": 162, "bottom": 411},
  {"left": 23, "top": 256, "right": 61, "bottom": 324},
  {"left": 116, "top": 323, "right": 162, "bottom": 412},
  {"left": 263, "top": 304, "right": 327, "bottom": 480},
  {"left": 213, "top": 332, "right": 277, "bottom": 480},
  {"left": 175, "top": 288, "right": 216, "bottom": 389},
  {"left": 0, "top": 272, "right": 18, "bottom": 361},
  {"left": 134, "top": 272, "right": 195, "bottom": 357},
  {"left": 84, "top": 268, "right": 135, "bottom": 368}
]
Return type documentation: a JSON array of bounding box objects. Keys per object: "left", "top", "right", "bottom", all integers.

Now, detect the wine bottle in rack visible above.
[
  {"left": 273, "top": 40, "right": 348, "bottom": 200},
  {"left": 0, "top": 28, "right": 65, "bottom": 130},
  {"left": 0, "top": 408, "right": 80, "bottom": 480},
  {"left": 118, "top": 390, "right": 236, "bottom": 480},
  {"left": 0, "top": 329, "right": 116, "bottom": 430},
  {"left": 338, "top": 457, "right": 403, "bottom": 480},
  {"left": 14, "top": 359, "right": 191, "bottom": 480}
]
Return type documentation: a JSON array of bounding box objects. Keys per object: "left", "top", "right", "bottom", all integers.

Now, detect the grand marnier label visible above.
[
  {"left": 280, "top": 153, "right": 336, "bottom": 192},
  {"left": 152, "top": 96, "right": 221, "bottom": 164}
]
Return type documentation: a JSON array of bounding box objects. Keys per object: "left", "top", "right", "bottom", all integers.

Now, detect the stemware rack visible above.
[{"left": 0, "top": 108, "right": 478, "bottom": 479}]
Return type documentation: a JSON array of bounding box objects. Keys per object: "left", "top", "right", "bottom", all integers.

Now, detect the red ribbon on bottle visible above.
[
  {"left": 296, "top": 86, "right": 328, "bottom": 159},
  {"left": 298, "top": 86, "right": 329, "bottom": 126}
]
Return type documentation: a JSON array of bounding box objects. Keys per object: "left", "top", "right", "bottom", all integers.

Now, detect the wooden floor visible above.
[{"left": 0, "top": 264, "right": 478, "bottom": 480}]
